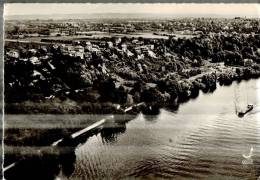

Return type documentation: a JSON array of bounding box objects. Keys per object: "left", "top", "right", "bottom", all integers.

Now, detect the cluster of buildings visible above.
[
  {"left": 53, "top": 37, "right": 160, "bottom": 60},
  {"left": 5, "top": 35, "right": 160, "bottom": 67},
  {"left": 60, "top": 45, "right": 85, "bottom": 59}
]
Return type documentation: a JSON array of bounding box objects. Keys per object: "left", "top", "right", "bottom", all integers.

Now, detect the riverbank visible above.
[
  {"left": 5, "top": 64, "right": 260, "bottom": 114},
  {"left": 5, "top": 65, "right": 260, "bottom": 165},
  {"left": 5, "top": 20, "right": 260, "bottom": 114},
  {"left": 67, "top": 78, "right": 260, "bottom": 180},
  {"left": 4, "top": 78, "right": 260, "bottom": 179}
]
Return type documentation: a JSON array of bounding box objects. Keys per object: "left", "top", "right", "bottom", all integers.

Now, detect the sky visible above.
[{"left": 4, "top": 3, "right": 260, "bottom": 18}]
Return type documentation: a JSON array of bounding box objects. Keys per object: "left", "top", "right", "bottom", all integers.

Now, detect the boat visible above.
[
  {"left": 238, "top": 104, "right": 254, "bottom": 117},
  {"left": 234, "top": 83, "right": 254, "bottom": 118}
]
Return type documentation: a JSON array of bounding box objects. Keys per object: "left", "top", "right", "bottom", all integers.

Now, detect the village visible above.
[
  {"left": 4, "top": 2, "right": 260, "bottom": 179},
  {"left": 4, "top": 17, "right": 260, "bottom": 114}
]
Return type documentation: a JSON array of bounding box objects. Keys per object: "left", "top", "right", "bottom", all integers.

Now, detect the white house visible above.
[
  {"left": 7, "top": 51, "right": 19, "bottom": 58},
  {"left": 107, "top": 41, "right": 113, "bottom": 48},
  {"left": 74, "top": 45, "right": 84, "bottom": 53},
  {"left": 29, "top": 57, "right": 41, "bottom": 65}
]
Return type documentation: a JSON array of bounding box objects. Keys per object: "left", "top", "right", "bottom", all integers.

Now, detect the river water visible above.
[
  {"left": 65, "top": 79, "right": 260, "bottom": 180},
  {"left": 4, "top": 79, "right": 260, "bottom": 179}
]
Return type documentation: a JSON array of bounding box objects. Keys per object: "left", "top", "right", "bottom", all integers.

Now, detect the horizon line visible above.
[
  {"left": 4, "top": 3, "right": 260, "bottom": 18},
  {"left": 4, "top": 12, "right": 259, "bottom": 20}
]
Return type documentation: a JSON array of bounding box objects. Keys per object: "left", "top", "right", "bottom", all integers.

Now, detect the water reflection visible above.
[
  {"left": 165, "top": 103, "right": 180, "bottom": 113},
  {"left": 4, "top": 79, "right": 260, "bottom": 179},
  {"left": 4, "top": 146, "right": 75, "bottom": 180},
  {"left": 4, "top": 114, "right": 139, "bottom": 180},
  {"left": 141, "top": 105, "right": 160, "bottom": 115},
  {"left": 143, "top": 114, "right": 160, "bottom": 123},
  {"left": 70, "top": 79, "right": 260, "bottom": 179},
  {"left": 101, "top": 123, "right": 127, "bottom": 144}
]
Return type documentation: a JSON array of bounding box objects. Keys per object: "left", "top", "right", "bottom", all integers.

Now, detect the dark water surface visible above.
[
  {"left": 4, "top": 79, "right": 260, "bottom": 180},
  {"left": 67, "top": 79, "right": 260, "bottom": 180}
]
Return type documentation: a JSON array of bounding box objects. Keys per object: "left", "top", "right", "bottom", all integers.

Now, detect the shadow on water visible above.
[
  {"left": 101, "top": 123, "right": 127, "bottom": 144},
  {"left": 100, "top": 114, "right": 139, "bottom": 144},
  {"left": 141, "top": 105, "right": 160, "bottom": 115},
  {"left": 164, "top": 85, "right": 215, "bottom": 114},
  {"left": 4, "top": 79, "right": 260, "bottom": 179},
  {"left": 4, "top": 146, "right": 75, "bottom": 180},
  {"left": 143, "top": 114, "right": 160, "bottom": 123},
  {"left": 201, "top": 85, "right": 217, "bottom": 94},
  {"left": 165, "top": 102, "right": 180, "bottom": 114},
  {"left": 4, "top": 114, "right": 139, "bottom": 180}
]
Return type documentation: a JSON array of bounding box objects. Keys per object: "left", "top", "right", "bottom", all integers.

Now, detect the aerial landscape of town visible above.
[
  {"left": 5, "top": 17, "right": 260, "bottom": 113},
  {"left": 3, "top": 3, "right": 260, "bottom": 180}
]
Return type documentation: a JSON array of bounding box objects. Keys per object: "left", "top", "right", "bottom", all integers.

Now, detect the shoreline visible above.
[
  {"left": 5, "top": 18, "right": 260, "bottom": 115},
  {"left": 5, "top": 65, "right": 260, "bottom": 115},
  {"left": 4, "top": 75, "right": 260, "bottom": 170}
]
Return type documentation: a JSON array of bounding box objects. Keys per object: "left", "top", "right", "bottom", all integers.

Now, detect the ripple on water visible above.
[{"left": 67, "top": 79, "right": 260, "bottom": 179}]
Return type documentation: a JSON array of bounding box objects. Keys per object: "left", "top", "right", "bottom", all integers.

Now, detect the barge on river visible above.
[{"left": 238, "top": 104, "right": 254, "bottom": 117}]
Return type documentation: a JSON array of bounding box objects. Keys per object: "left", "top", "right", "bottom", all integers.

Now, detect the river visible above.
[
  {"left": 4, "top": 79, "right": 260, "bottom": 179},
  {"left": 67, "top": 79, "right": 260, "bottom": 179}
]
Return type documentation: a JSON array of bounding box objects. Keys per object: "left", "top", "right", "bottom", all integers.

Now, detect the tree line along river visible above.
[{"left": 4, "top": 78, "right": 260, "bottom": 180}]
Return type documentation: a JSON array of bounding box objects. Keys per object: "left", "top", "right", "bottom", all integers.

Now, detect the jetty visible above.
[{"left": 3, "top": 102, "right": 145, "bottom": 174}]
